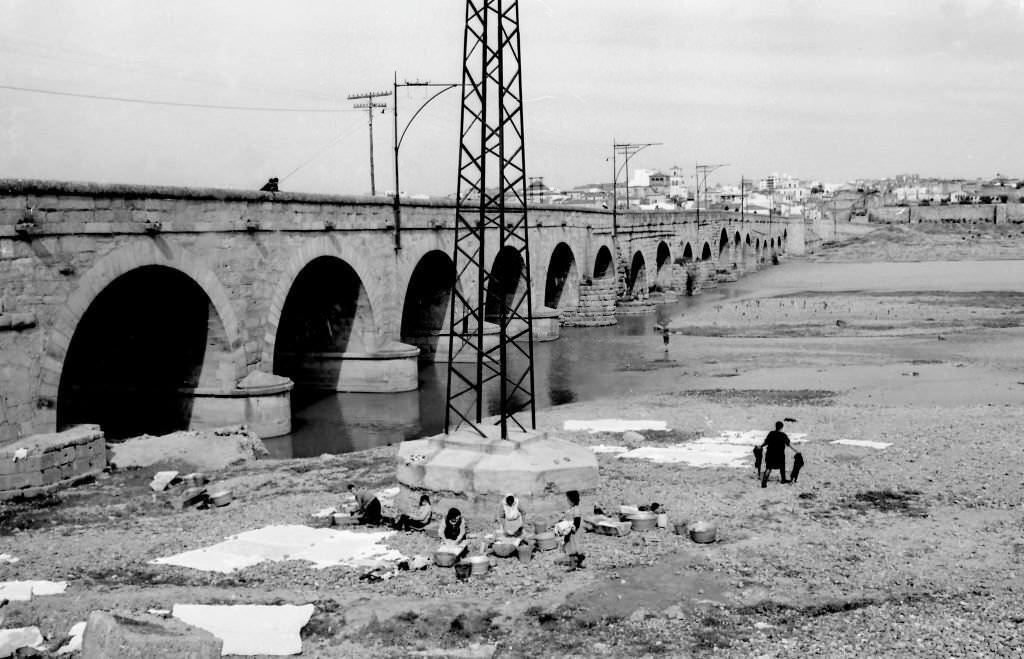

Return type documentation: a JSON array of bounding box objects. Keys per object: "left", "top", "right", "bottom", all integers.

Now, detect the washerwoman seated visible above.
[
  {"left": 498, "top": 494, "right": 526, "bottom": 539},
  {"left": 347, "top": 484, "right": 382, "bottom": 526},
  {"left": 393, "top": 494, "right": 433, "bottom": 532},
  {"left": 437, "top": 507, "right": 469, "bottom": 557}
]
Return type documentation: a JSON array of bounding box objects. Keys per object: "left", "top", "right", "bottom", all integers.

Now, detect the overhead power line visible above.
[{"left": 0, "top": 83, "right": 351, "bottom": 113}]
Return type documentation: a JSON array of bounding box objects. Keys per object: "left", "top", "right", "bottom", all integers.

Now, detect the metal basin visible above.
[
  {"left": 466, "top": 554, "right": 491, "bottom": 576},
  {"left": 626, "top": 511, "right": 658, "bottom": 532}
]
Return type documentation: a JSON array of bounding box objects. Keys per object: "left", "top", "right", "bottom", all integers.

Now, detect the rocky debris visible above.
[
  {"left": 109, "top": 426, "right": 268, "bottom": 471},
  {"left": 81, "top": 611, "right": 222, "bottom": 659},
  {"left": 622, "top": 430, "right": 646, "bottom": 444},
  {"left": 148, "top": 471, "right": 178, "bottom": 492},
  {"left": 53, "top": 621, "right": 86, "bottom": 656}
]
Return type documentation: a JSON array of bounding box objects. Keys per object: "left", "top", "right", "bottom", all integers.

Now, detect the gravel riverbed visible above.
[{"left": 2, "top": 225, "right": 1023, "bottom": 658}]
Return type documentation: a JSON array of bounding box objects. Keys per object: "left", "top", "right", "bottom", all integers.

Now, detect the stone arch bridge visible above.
[{"left": 0, "top": 180, "right": 801, "bottom": 443}]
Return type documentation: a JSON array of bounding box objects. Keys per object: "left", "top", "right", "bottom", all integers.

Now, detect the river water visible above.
[{"left": 263, "top": 259, "right": 1024, "bottom": 458}]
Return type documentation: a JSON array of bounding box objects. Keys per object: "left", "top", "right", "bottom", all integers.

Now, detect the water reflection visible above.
[{"left": 267, "top": 283, "right": 733, "bottom": 458}]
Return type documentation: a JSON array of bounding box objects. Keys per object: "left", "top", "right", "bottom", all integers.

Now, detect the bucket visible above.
[
  {"left": 673, "top": 521, "right": 688, "bottom": 535},
  {"left": 454, "top": 562, "right": 473, "bottom": 580},
  {"left": 517, "top": 542, "right": 534, "bottom": 563},
  {"left": 656, "top": 513, "right": 668, "bottom": 529}
]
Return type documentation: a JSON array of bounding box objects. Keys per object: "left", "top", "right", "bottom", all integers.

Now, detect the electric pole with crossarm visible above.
[{"left": 348, "top": 90, "right": 389, "bottom": 195}]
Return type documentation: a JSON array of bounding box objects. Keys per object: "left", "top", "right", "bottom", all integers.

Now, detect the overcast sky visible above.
[{"left": 1, "top": 0, "right": 1022, "bottom": 195}]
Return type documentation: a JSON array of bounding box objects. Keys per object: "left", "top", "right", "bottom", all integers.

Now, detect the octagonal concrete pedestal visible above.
[{"left": 397, "top": 427, "right": 599, "bottom": 521}]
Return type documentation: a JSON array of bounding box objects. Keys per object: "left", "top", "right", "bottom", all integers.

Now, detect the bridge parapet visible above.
[{"left": 0, "top": 180, "right": 797, "bottom": 445}]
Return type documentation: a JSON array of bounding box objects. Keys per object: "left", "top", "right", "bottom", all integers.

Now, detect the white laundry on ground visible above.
[
  {"left": 151, "top": 525, "right": 405, "bottom": 574},
  {"left": 564, "top": 419, "right": 668, "bottom": 433},
  {"left": 0, "top": 580, "right": 67, "bottom": 602},
  {"left": 55, "top": 621, "right": 86, "bottom": 656},
  {"left": 173, "top": 604, "right": 314, "bottom": 656},
  {"left": 832, "top": 439, "right": 891, "bottom": 450},
  {"left": 0, "top": 627, "right": 44, "bottom": 657},
  {"left": 617, "top": 430, "right": 809, "bottom": 468},
  {"left": 590, "top": 445, "right": 629, "bottom": 454}
]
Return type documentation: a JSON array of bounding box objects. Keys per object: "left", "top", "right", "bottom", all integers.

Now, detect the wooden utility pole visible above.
[{"left": 348, "top": 90, "right": 389, "bottom": 195}]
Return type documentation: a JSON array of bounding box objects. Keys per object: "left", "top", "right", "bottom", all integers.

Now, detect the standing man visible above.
[
  {"left": 760, "top": 421, "right": 797, "bottom": 487},
  {"left": 662, "top": 326, "right": 670, "bottom": 353}
]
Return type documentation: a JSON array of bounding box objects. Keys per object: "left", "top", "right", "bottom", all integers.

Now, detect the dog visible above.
[{"left": 753, "top": 445, "right": 763, "bottom": 479}]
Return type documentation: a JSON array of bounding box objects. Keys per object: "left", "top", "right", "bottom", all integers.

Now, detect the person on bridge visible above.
[{"left": 759, "top": 421, "right": 799, "bottom": 487}]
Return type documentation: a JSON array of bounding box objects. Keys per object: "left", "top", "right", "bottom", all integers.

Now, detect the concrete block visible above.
[{"left": 81, "top": 611, "right": 223, "bottom": 659}]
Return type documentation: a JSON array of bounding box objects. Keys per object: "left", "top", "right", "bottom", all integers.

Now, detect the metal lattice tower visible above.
[{"left": 444, "top": 0, "right": 536, "bottom": 440}]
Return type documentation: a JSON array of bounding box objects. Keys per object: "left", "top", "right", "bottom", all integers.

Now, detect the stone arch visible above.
[
  {"left": 400, "top": 250, "right": 456, "bottom": 361},
  {"left": 654, "top": 241, "right": 672, "bottom": 290},
  {"left": 264, "top": 236, "right": 382, "bottom": 368},
  {"left": 544, "top": 242, "right": 580, "bottom": 316},
  {"left": 52, "top": 243, "right": 241, "bottom": 439},
  {"left": 718, "top": 228, "right": 730, "bottom": 257},
  {"left": 593, "top": 245, "right": 615, "bottom": 280},
  {"left": 681, "top": 242, "right": 694, "bottom": 262},
  {"left": 272, "top": 255, "right": 377, "bottom": 390},
  {"left": 626, "top": 251, "right": 647, "bottom": 297},
  {"left": 701, "top": 242, "right": 713, "bottom": 261},
  {"left": 486, "top": 246, "right": 528, "bottom": 321}
]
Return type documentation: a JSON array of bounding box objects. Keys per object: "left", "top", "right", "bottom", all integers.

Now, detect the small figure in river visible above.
[
  {"left": 759, "top": 421, "right": 799, "bottom": 488},
  {"left": 662, "top": 326, "right": 670, "bottom": 353}
]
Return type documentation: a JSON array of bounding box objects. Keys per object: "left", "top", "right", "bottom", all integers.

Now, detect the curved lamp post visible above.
[
  {"left": 611, "top": 141, "right": 661, "bottom": 238},
  {"left": 392, "top": 74, "right": 462, "bottom": 251}
]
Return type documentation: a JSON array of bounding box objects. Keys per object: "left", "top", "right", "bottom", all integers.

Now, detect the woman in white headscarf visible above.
[{"left": 499, "top": 494, "right": 526, "bottom": 538}]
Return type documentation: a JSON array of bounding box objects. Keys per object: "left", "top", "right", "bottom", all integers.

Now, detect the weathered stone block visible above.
[{"left": 81, "top": 611, "right": 223, "bottom": 659}]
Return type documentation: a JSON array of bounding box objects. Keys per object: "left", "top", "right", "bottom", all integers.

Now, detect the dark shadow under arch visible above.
[
  {"left": 486, "top": 246, "right": 527, "bottom": 321},
  {"left": 545, "top": 243, "right": 579, "bottom": 312},
  {"left": 627, "top": 251, "right": 647, "bottom": 297},
  {"left": 274, "top": 256, "right": 375, "bottom": 388},
  {"left": 401, "top": 250, "right": 456, "bottom": 361},
  {"left": 57, "top": 265, "right": 229, "bottom": 439},
  {"left": 593, "top": 245, "right": 614, "bottom": 280}
]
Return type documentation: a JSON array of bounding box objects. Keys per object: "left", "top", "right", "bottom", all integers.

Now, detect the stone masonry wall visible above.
[
  {"left": 565, "top": 276, "right": 617, "bottom": 327},
  {"left": 0, "top": 424, "right": 105, "bottom": 501},
  {"left": 0, "top": 180, "right": 794, "bottom": 443}
]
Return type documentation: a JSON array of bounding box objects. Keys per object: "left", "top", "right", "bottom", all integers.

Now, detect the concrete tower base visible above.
[{"left": 396, "top": 427, "right": 599, "bottom": 522}]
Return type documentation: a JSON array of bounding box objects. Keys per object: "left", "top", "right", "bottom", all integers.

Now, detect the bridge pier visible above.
[
  {"left": 186, "top": 373, "right": 294, "bottom": 438},
  {"left": 276, "top": 342, "right": 420, "bottom": 393}
]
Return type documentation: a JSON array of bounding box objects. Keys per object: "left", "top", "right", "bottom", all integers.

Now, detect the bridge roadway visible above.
[{"left": 0, "top": 180, "right": 802, "bottom": 444}]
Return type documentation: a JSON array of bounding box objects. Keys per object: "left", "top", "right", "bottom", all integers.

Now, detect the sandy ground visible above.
[{"left": 2, "top": 224, "right": 1023, "bottom": 658}]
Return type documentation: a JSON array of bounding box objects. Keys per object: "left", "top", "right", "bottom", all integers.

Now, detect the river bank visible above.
[{"left": 2, "top": 225, "right": 1023, "bottom": 658}]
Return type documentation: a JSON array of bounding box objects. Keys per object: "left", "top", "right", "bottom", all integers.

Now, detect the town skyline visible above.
[{"left": 1, "top": 0, "right": 1022, "bottom": 196}]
